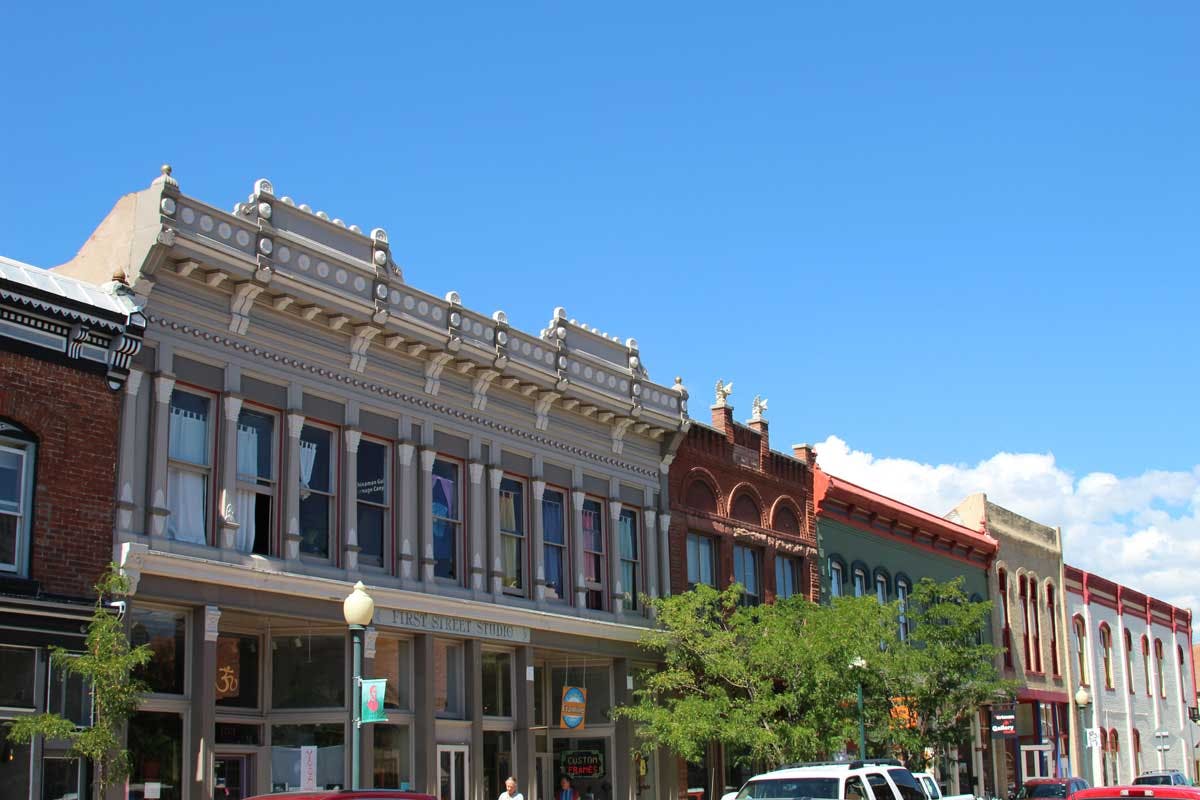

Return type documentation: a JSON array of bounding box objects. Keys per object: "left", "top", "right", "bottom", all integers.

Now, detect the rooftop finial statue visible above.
[
  {"left": 714, "top": 379, "right": 733, "bottom": 407},
  {"left": 751, "top": 395, "right": 768, "bottom": 421}
]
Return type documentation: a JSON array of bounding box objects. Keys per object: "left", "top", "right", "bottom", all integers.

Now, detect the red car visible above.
[
  {"left": 1017, "top": 778, "right": 1091, "bottom": 800},
  {"left": 246, "top": 792, "right": 436, "bottom": 800},
  {"left": 1074, "top": 788, "right": 1200, "bottom": 800}
]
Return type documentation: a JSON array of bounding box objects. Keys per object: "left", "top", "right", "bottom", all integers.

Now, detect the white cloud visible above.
[{"left": 815, "top": 435, "right": 1200, "bottom": 618}]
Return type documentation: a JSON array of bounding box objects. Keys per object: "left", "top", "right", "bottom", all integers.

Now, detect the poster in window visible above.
[
  {"left": 560, "top": 686, "right": 587, "bottom": 730},
  {"left": 215, "top": 636, "right": 241, "bottom": 701}
]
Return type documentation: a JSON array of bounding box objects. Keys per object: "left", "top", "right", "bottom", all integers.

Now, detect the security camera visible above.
[{"left": 109, "top": 600, "right": 127, "bottom": 618}]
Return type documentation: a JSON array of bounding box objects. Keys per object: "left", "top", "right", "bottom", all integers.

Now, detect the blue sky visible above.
[{"left": 2, "top": 3, "right": 1197, "bottom": 482}]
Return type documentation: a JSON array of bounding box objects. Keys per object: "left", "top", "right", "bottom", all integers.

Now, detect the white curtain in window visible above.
[
  {"left": 237, "top": 424, "right": 259, "bottom": 478},
  {"left": 499, "top": 492, "right": 516, "bottom": 531},
  {"left": 299, "top": 440, "right": 318, "bottom": 489},
  {"left": 235, "top": 489, "right": 257, "bottom": 553},
  {"left": 167, "top": 467, "right": 206, "bottom": 543},
  {"left": 168, "top": 406, "right": 207, "bottom": 464}
]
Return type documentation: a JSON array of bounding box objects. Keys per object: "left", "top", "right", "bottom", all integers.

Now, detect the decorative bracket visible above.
[
  {"left": 67, "top": 322, "right": 91, "bottom": 359},
  {"left": 471, "top": 368, "right": 500, "bottom": 411},
  {"left": 424, "top": 351, "right": 455, "bottom": 395},
  {"left": 229, "top": 282, "right": 264, "bottom": 335},
  {"left": 611, "top": 417, "right": 635, "bottom": 454},
  {"left": 349, "top": 325, "right": 381, "bottom": 373},
  {"left": 534, "top": 391, "right": 561, "bottom": 431}
]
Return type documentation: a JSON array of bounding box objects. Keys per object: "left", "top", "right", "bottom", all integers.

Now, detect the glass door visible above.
[
  {"left": 537, "top": 752, "right": 555, "bottom": 800},
  {"left": 438, "top": 745, "right": 469, "bottom": 800},
  {"left": 215, "top": 754, "right": 252, "bottom": 800}
]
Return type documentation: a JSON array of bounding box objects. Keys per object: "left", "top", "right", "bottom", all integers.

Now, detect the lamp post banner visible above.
[{"left": 360, "top": 678, "right": 388, "bottom": 724}]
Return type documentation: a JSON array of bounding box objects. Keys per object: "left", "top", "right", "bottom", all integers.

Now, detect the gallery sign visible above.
[
  {"left": 990, "top": 706, "right": 1017, "bottom": 738},
  {"left": 373, "top": 608, "right": 531, "bottom": 643}
]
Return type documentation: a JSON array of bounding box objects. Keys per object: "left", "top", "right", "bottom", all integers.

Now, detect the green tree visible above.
[{"left": 7, "top": 564, "right": 152, "bottom": 795}]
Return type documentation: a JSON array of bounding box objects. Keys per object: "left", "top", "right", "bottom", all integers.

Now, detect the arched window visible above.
[
  {"left": 1100, "top": 624, "right": 1114, "bottom": 689},
  {"left": 852, "top": 565, "right": 867, "bottom": 598},
  {"left": 1179, "top": 645, "right": 1188, "bottom": 703},
  {"left": 1073, "top": 616, "right": 1089, "bottom": 684},
  {"left": 1133, "top": 728, "right": 1142, "bottom": 776},
  {"left": 1047, "top": 585, "right": 1060, "bottom": 676},
  {"left": 1019, "top": 576, "right": 1032, "bottom": 669},
  {"left": 875, "top": 573, "right": 888, "bottom": 604},
  {"left": 1030, "top": 580, "right": 1043, "bottom": 672},
  {"left": 730, "top": 492, "right": 760, "bottom": 525},
  {"left": 1124, "top": 630, "right": 1135, "bottom": 694},
  {"left": 773, "top": 504, "right": 799, "bottom": 533},
  {"left": 685, "top": 479, "right": 718, "bottom": 514},
  {"left": 829, "top": 557, "right": 845, "bottom": 598},
  {"left": 999, "top": 569, "right": 1013, "bottom": 668},
  {"left": 1155, "top": 639, "right": 1165, "bottom": 699},
  {"left": 1108, "top": 729, "right": 1120, "bottom": 785},
  {"left": 1142, "top": 637, "right": 1151, "bottom": 696},
  {"left": 897, "top": 578, "right": 911, "bottom": 641}
]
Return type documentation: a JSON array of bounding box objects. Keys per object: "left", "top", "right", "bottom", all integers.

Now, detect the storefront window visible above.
[
  {"left": 554, "top": 737, "right": 610, "bottom": 800},
  {"left": 130, "top": 609, "right": 186, "bottom": 694},
  {"left": 129, "top": 711, "right": 183, "bottom": 800},
  {"left": 271, "top": 723, "right": 344, "bottom": 791},
  {"left": 216, "top": 722, "right": 261, "bottom": 746},
  {"left": 483, "top": 731, "right": 513, "bottom": 800},
  {"left": 48, "top": 656, "right": 92, "bottom": 726},
  {"left": 482, "top": 651, "right": 513, "bottom": 717},
  {"left": 42, "top": 757, "right": 82, "bottom": 800},
  {"left": 374, "top": 724, "right": 412, "bottom": 790},
  {"left": 0, "top": 725, "right": 30, "bottom": 790},
  {"left": 376, "top": 637, "right": 412, "bottom": 710},
  {"left": 552, "top": 664, "right": 611, "bottom": 726},
  {"left": 0, "top": 645, "right": 36, "bottom": 708},
  {"left": 216, "top": 633, "right": 260, "bottom": 709},
  {"left": 272, "top": 634, "right": 344, "bottom": 708},
  {"left": 533, "top": 664, "right": 546, "bottom": 726},
  {"left": 434, "top": 640, "right": 464, "bottom": 718}
]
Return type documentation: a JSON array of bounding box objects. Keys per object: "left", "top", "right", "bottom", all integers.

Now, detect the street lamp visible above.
[
  {"left": 344, "top": 581, "right": 375, "bottom": 790},
  {"left": 851, "top": 657, "right": 868, "bottom": 759},
  {"left": 1075, "top": 686, "right": 1091, "bottom": 784}
]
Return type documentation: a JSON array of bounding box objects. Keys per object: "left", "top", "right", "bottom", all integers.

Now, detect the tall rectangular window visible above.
[
  {"left": 271, "top": 634, "right": 344, "bottom": 708},
  {"left": 1155, "top": 639, "right": 1166, "bottom": 699},
  {"left": 434, "top": 640, "right": 464, "bottom": 718},
  {"left": 1031, "top": 585, "right": 1043, "bottom": 672},
  {"left": 375, "top": 637, "right": 412, "bottom": 711},
  {"left": 298, "top": 424, "right": 336, "bottom": 559},
  {"left": 1124, "top": 630, "right": 1134, "bottom": 694},
  {"left": 167, "top": 389, "right": 212, "bottom": 544},
  {"left": 481, "top": 651, "right": 513, "bottom": 717},
  {"left": 875, "top": 575, "right": 888, "bottom": 604},
  {"left": 432, "top": 458, "right": 461, "bottom": 581},
  {"left": 48, "top": 656, "right": 92, "bottom": 726},
  {"left": 0, "top": 646, "right": 36, "bottom": 708},
  {"left": 897, "top": 580, "right": 910, "bottom": 641},
  {"left": 357, "top": 439, "right": 389, "bottom": 568},
  {"left": 0, "top": 430, "right": 35, "bottom": 573},
  {"left": 215, "top": 633, "right": 259, "bottom": 709},
  {"left": 686, "top": 533, "right": 715, "bottom": 588},
  {"left": 618, "top": 508, "right": 640, "bottom": 610},
  {"left": 129, "top": 712, "right": 183, "bottom": 800},
  {"left": 1101, "top": 626, "right": 1114, "bottom": 688},
  {"left": 829, "top": 561, "right": 844, "bottom": 598},
  {"left": 853, "top": 568, "right": 866, "bottom": 597},
  {"left": 582, "top": 499, "right": 606, "bottom": 610},
  {"left": 499, "top": 477, "right": 526, "bottom": 594},
  {"left": 542, "top": 489, "right": 567, "bottom": 601},
  {"left": 235, "top": 407, "right": 275, "bottom": 555},
  {"left": 1048, "top": 587, "right": 1060, "bottom": 677},
  {"left": 733, "top": 545, "right": 760, "bottom": 606},
  {"left": 775, "top": 556, "right": 799, "bottom": 600},
  {"left": 130, "top": 609, "right": 186, "bottom": 695}
]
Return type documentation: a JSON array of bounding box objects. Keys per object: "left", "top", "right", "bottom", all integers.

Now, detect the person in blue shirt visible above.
[{"left": 558, "top": 776, "right": 579, "bottom": 800}]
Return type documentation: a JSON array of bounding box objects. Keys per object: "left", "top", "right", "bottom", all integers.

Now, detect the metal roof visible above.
[{"left": 0, "top": 255, "right": 139, "bottom": 321}]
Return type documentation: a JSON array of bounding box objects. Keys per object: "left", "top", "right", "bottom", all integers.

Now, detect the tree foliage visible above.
[
  {"left": 7, "top": 564, "right": 151, "bottom": 793},
  {"left": 615, "top": 577, "right": 1012, "bottom": 773}
]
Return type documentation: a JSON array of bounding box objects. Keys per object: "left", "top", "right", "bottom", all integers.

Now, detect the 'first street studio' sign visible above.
[{"left": 373, "top": 608, "right": 531, "bottom": 644}]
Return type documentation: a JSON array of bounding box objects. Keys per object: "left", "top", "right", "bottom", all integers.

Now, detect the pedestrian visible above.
[
  {"left": 499, "top": 776, "right": 525, "bottom": 800},
  {"left": 558, "top": 777, "right": 579, "bottom": 800}
]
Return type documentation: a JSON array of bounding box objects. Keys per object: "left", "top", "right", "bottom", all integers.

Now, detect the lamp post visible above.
[
  {"left": 1074, "top": 686, "right": 1091, "bottom": 785},
  {"left": 852, "top": 657, "right": 868, "bottom": 759},
  {"left": 344, "top": 580, "right": 375, "bottom": 790}
]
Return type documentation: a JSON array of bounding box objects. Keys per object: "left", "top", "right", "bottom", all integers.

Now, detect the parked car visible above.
[
  {"left": 1016, "top": 778, "right": 1090, "bottom": 800},
  {"left": 724, "top": 758, "right": 927, "bottom": 800},
  {"left": 1134, "top": 772, "right": 1192, "bottom": 787},
  {"left": 912, "top": 771, "right": 973, "bottom": 800},
  {"left": 1075, "top": 787, "right": 1200, "bottom": 800},
  {"left": 246, "top": 792, "right": 436, "bottom": 800}
]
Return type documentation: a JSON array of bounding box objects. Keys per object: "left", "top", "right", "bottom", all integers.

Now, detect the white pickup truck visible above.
[{"left": 912, "top": 772, "right": 974, "bottom": 800}]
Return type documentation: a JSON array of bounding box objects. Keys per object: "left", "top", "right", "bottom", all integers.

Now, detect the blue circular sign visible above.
[{"left": 561, "top": 686, "right": 586, "bottom": 729}]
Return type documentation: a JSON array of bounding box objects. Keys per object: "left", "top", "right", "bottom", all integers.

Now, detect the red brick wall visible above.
[
  {"left": 668, "top": 414, "right": 819, "bottom": 601},
  {"left": 0, "top": 350, "right": 120, "bottom": 598}
]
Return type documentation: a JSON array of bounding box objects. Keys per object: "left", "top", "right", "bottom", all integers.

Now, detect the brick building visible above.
[
  {"left": 665, "top": 387, "right": 819, "bottom": 800},
  {"left": 0, "top": 256, "right": 144, "bottom": 797}
]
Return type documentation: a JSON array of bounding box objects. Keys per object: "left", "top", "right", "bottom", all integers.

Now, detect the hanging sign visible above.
[
  {"left": 1086, "top": 728, "right": 1101, "bottom": 749},
  {"left": 560, "top": 685, "right": 587, "bottom": 730},
  {"left": 990, "top": 706, "right": 1017, "bottom": 738},
  {"left": 562, "top": 749, "right": 605, "bottom": 780},
  {"left": 360, "top": 678, "right": 388, "bottom": 724},
  {"left": 299, "top": 746, "right": 318, "bottom": 790}
]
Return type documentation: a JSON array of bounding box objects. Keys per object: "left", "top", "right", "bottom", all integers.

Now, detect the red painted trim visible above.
[{"left": 1018, "top": 688, "right": 1070, "bottom": 703}]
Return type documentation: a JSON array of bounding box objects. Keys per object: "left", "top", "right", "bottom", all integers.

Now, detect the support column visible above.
[
  {"left": 532, "top": 480, "right": 547, "bottom": 607},
  {"left": 658, "top": 513, "right": 672, "bottom": 602},
  {"left": 397, "top": 442, "right": 417, "bottom": 584},
  {"left": 190, "top": 605, "right": 219, "bottom": 800},
  {"left": 147, "top": 373, "right": 175, "bottom": 538},
  {"left": 488, "top": 467, "right": 504, "bottom": 596},
  {"left": 469, "top": 462, "right": 486, "bottom": 596},
  {"left": 414, "top": 634, "right": 437, "bottom": 795},
  {"left": 115, "top": 369, "right": 144, "bottom": 536},
  {"left": 343, "top": 429, "right": 362, "bottom": 572},
  {"left": 571, "top": 490, "right": 587, "bottom": 610},
  {"left": 609, "top": 501, "right": 625, "bottom": 617},
  {"left": 614, "top": 658, "right": 634, "bottom": 800},
  {"left": 218, "top": 395, "right": 243, "bottom": 550},
  {"left": 419, "top": 449, "right": 437, "bottom": 584},
  {"left": 284, "top": 412, "right": 305, "bottom": 560},
  {"left": 466, "top": 639, "right": 485, "bottom": 800},
  {"left": 643, "top": 508, "right": 659, "bottom": 603},
  {"left": 515, "top": 645, "right": 536, "bottom": 800}
]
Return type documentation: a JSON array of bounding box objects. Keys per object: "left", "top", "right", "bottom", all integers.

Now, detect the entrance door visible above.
[
  {"left": 438, "top": 745, "right": 470, "bottom": 800},
  {"left": 215, "top": 754, "right": 252, "bottom": 800}
]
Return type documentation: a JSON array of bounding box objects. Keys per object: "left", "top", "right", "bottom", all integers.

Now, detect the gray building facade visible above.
[{"left": 54, "top": 168, "right": 691, "bottom": 800}]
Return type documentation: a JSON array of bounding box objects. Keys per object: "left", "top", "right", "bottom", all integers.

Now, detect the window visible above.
[
  {"left": 1179, "top": 645, "right": 1188, "bottom": 703},
  {"left": 731, "top": 493, "right": 760, "bottom": 525},
  {"left": 1142, "top": 637, "right": 1151, "bottom": 696},
  {"left": 167, "top": 389, "right": 212, "bottom": 544},
  {"left": 1073, "top": 616, "right": 1089, "bottom": 684},
  {"left": 852, "top": 567, "right": 866, "bottom": 598},
  {"left": 499, "top": 477, "right": 526, "bottom": 593},
  {"left": 271, "top": 634, "right": 344, "bottom": 708},
  {"left": 1133, "top": 728, "right": 1142, "bottom": 775},
  {"left": 733, "top": 545, "right": 760, "bottom": 606},
  {"left": 1020, "top": 576, "right": 1031, "bottom": 669},
  {"left": 130, "top": 609, "right": 186, "bottom": 694},
  {"left": 48, "top": 655, "right": 92, "bottom": 726},
  {"left": 481, "top": 651, "right": 512, "bottom": 717},
  {"left": 235, "top": 406, "right": 275, "bottom": 555},
  {"left": 374, "top": 724, "right": 411, "bottom": 791},
  {"left": 0, "top": 646, "right": 36, "bottom": 707},
  {"left": 1047, "top": 586, "right": 1060, "bottom": 676},
  {"left": 687, "top": 533, "right": 716, "bottom": 588},
  {"left": 431, "top": 458, "right": 461, "bottom": 581},
  {"left": 582, "top": 498, "right": 606, "bottom": 610},
  {"left": 0, "top": 421, "right": 35, "bottom": 574},
  {"left": 434, "top": 640, "right": 464, "bottom": 717},
  {"left": 1125, "top": 630, "right": 1135, "bottom": 694},
  {"left": 298, "top": 424, "right": 336, "bottom": 559},
  {"left": 618, "top": 508, "right": 640, "bottom": 610},
  {"left": 129, "top": 711, "right": 183, "bottom": 800},
  {"left": 1155, "top": 639, "right": 1165, "bottom": 698},
  {"left": 356, "top": 438, "right": 390, "bottom": 568},
  {"left": 875, "top": 574, "right": 888, "bottom": 604},
  {"left": 271, "top": 723, "right": 343, "bottom": 790},
  {"left": 375, "top": 637, "right": 412, "bottom": 710},
  {"left": 1030, "top": 581, "right": 1042, "bottom": 672},
  {"left": 1000, "top": 569, "right": 1013, "bottom": 668},
  {"left": 775, "top": 556, "right": 800, "bottom": 600},
  {"left": 1100, "top": 625, "right": 1114, "bottom": 689},
  {"left": 551, "top": 664, "right": 611, "bottom": 726},
  {"left": 897, "top": 579, "right": 910, "bottom": 641},
  {"left": 542, "top": 489, "right": 568, "bottom": 601},
  {"left": 888, "top": 768, "right": 928, "bottom": 800},
  {"left": 215, "top": 633, "right": 259, "bottom": 709},
  {"left": 829, "top": 559, "right": 844, "bottom": 598}
]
